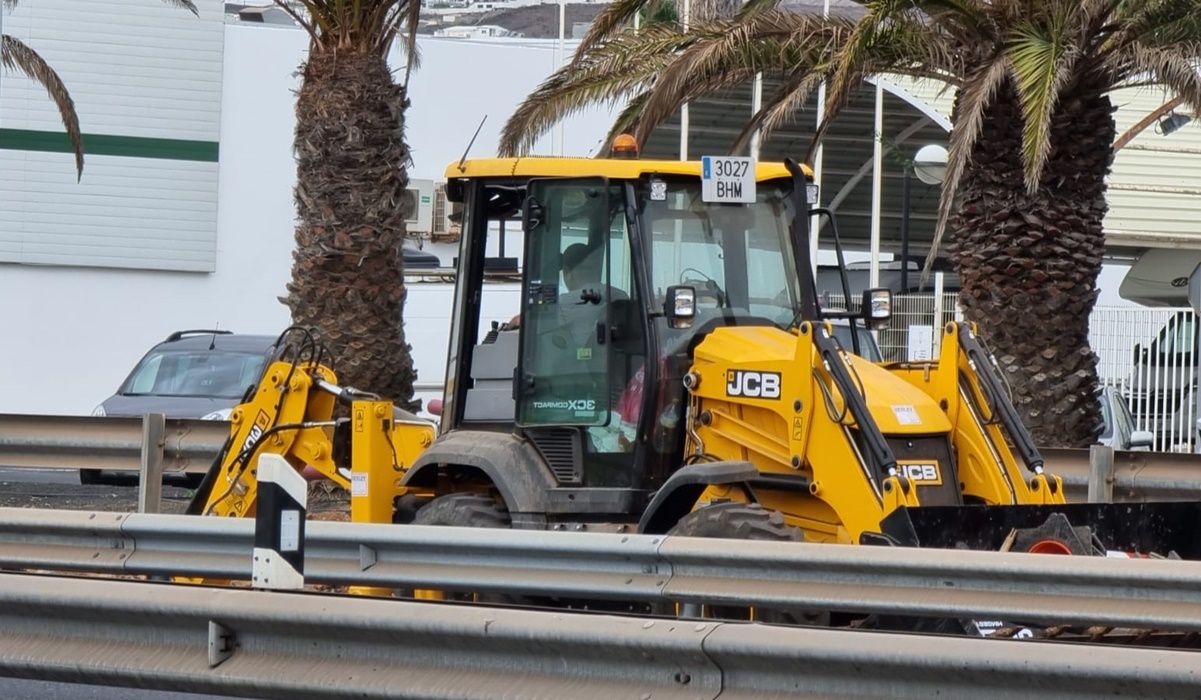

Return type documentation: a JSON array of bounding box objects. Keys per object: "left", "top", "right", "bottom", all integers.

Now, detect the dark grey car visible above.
[{"left": 85, "top": 330, "right": 277, "bottom": 485}]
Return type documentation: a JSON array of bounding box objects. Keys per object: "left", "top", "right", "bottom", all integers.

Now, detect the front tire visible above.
[
  {"left": 412, "top": 493, "right": 513, "bottom": 602},
  {"left": 668, "top": 502, "right": 803, "bottom": 542},
  {"left": 666, "top": 502, "right": 824, "bottom": 625}
]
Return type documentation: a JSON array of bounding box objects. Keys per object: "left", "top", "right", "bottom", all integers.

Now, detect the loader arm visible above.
[
  {"left": 889, "top": 323, "right": 1065, "bottom": 507},
  {"left": 188, "top": 360, "right": 435, "bottom": 522}
]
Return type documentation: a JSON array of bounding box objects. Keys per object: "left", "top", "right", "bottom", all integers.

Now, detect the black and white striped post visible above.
[{"left": 253, "top": 454, "right": 307, "bottom": 590}]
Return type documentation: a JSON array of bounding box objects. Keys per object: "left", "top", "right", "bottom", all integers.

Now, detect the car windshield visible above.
[
  {"left": 640, "top": 177, "right": 800, "bottom": 336},
  {"left": 120, "top": 350, "right": 267, "bottom": 399}
]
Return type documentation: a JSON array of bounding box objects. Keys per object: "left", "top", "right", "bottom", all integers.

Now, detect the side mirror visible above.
[
  {"left": 665, "top": 285, "right": 696, "bottom": 329},
  {"left": 1129, "top": 429, "right": 1154, "bottom": 450},
  {"left": 861, "top": 287, "right": 892, "bottom": 330}
]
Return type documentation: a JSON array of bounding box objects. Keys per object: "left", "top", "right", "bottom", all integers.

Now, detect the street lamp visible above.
[{"left": 900, "top": 144, "right": 948, "bottom": 292}]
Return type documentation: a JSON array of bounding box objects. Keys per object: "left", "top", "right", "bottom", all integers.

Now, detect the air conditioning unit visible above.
[
  {"left": 431, "top": 182, "right": 462, "bottom": 241},
  {"left": 404, "top": 178, "right": 436, "bottom": 236}
]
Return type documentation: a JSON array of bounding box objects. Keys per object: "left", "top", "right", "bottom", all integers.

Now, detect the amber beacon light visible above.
[{"left": 611, "top": 133, "right": 639, "bottom": 159}]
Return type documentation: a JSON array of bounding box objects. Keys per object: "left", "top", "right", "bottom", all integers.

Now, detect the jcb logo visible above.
[
  {"left": 898, "top": 462, "right": 942, "bottom": 485},
  {"left": 241, "top": 410, "right": 270, "bottom": 454},
  {"left": 532, "top": 399, "right": 597, "bottom": 411},
  {"left": 726, "top": 370, "right": 781, "bottom": 399}
]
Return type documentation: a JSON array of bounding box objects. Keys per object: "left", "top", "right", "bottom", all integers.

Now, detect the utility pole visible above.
[
  {"left": 556, "top": 0, "right": 565, "bottom": 155},
  {"left": 1, "top": 2, "right": 5, "bottom": 128}
]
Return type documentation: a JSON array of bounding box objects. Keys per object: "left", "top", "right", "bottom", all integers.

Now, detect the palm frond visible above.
[
  {"left": 500, "top": 25, "right": 691, "bottom": 155},
  {"left": 819, "top": 6, "right": 961, "bottom": 150},
  {"left": 277, "top": 0, "right": 422, "bottom": 57},
  {"left": 813, "top": 15, "right": 960, "bottom": 160},
  {"left": 1107, "top": 0, "right": 1201, "bottom": 50},
  {"left": 159, "top": 0, "right": 198, "bottom": 16},
  {"left": 603, "top": 90, "right": 653, "bottom": 152},
  {"left": 919, "top": 0, "right": 990, "bottom": 27},
  {"left": 1007, "top": 11, "right": 1080, "bottom": 193},
  {"left": 1114, "top": 42, "right": 1201, "bottom": 117},
  {"left": 378, "top": 1, "right": 422, "bottom": 68},
  {"left": 731, "top": 71, "right": 826, "bottom": 154},
  {"left": 734, "top": 0, "right": 784, "bottom": 20},
  {"left": 631, "top": 12, "right": 854, "bottom": 146},
  {"left": 273, "top": 0, "right": 319, "bottom": 38},
  {"left": 574, "top": 0, "right": 663, "bottom": 63},
  {"left": 922, "top": 55, "right": 1010, "bottom": 283},
  {"left": 1, "top": 34, "right": 83, "bottom": 178}
]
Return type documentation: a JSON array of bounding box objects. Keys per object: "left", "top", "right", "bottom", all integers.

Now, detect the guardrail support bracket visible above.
[{"left": 208, "top": 620, "right": 237, "bottom": 668}]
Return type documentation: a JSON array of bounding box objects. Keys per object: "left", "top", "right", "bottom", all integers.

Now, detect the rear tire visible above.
[
  {"left": 413, "top": 493, "right": 511, "bottom": 528},
  {"left": 666, "top": 502, "right": 824, "bottom": 625}
]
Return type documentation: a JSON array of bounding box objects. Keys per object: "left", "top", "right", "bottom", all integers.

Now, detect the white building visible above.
[
  {"left": 2, "top": 1, "right": 1199, "bottom": 419},
  {"left": 0, "top": 4, "right": 613, "bottom": 416}
]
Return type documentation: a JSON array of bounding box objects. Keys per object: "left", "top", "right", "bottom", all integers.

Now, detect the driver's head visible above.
[{"left": 562, "top": 243, "right": 603, "bottom": 290}]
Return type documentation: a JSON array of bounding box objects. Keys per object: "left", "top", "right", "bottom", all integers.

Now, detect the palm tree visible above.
[
  {"left": 273, "top": 0, "right": 422, "bottom": 408},
  {"left": 0, "top": 0, "right": 196, "bottom": 176},
  {"left": 501, "top": 0, "right": 1201, "bottom": 447}
]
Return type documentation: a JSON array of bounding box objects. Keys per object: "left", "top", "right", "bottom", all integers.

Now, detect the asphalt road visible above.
[
  {"left": 0, "top": 466, "right": 80, "bottom": 484},
  {"left": 0, "top": 467, "right": 195, "bottom": 513}
]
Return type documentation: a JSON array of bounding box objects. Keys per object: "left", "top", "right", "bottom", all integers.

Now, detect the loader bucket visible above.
[{"left": 879, "top": 503, "right": 1201, "bottom": 560}]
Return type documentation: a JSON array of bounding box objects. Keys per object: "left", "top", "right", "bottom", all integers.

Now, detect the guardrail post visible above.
[
  {"left": 253, "top": 454, "right": 307, "bottom": 590},
  {"left": 1088, "top": 444, "right": 1115, "bottom": 503},
  {"left": 138, "top": 413, "right": 166, "bottom": 514}
]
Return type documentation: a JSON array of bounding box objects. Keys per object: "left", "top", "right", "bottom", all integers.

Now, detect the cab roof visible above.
[{"left": 444, "top": 157, "right": 813, "bottom": 182}]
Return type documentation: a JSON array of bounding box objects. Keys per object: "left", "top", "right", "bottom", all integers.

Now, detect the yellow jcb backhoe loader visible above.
[{"left": 189, "top": 144, "right": 1201, "bottom": 568}]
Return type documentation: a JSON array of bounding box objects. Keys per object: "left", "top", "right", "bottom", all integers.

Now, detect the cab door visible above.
[{"left": 516, "top": 178, "right": 613, "bottom": 427}]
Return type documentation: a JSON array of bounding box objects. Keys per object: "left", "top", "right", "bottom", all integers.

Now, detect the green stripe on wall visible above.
[{"left": 0, "top": 128, "right": 218, "bottom": 162}]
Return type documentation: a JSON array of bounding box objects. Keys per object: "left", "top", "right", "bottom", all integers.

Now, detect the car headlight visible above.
[
  {"left": 202, "top": 408, "right": 233, "bottom": 421},
  {"left": 91, "top": 405, "right": 106, "bottom": 417}
]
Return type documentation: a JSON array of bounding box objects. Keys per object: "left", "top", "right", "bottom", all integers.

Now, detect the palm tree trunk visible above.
[
  {"left": 287, "top": 48, "right": 417, "bottom": 408},
  {"left": 950, "top": 80, "right": 1113, "bottom": 448}
]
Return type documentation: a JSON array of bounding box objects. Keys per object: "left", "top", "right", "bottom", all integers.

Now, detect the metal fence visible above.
[
  {"left": 1090, "top": 307, "right": 1197, "bottom": 453},
  {"left": 5, "top": 571, "right": 1199, "bottom": 699},
  {"left": 877, "top": 291, "right": 962, "bottom": 361}
]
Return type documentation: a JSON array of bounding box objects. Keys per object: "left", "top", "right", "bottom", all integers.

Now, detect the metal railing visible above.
[
  {"left": 3, "top": 571, "right": 1198, "bottom": 699},
  {"left": 5, "top": 415, "right": 1201, "bottom": 507},
  {"left": 1043, "top": 445, "right": 1201, "bottom": 502},
  {"left": 1091, "top": 306, "right": 1197, "bottom": 452},
  {"left": 4, "top": 507, "right": 1201, "bottom": 633},
  {"left": 0, "top": 413, "right": 227, "bottom": 474}
]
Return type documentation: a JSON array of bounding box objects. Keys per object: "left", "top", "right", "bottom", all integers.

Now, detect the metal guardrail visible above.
[
  {"left": 4, "top": 507, "right": 1201, "bottom": 633},
  {"left": 0, "top": 413, "right": 227, "bottom": 474},
  {"left": 1, "top": 571, "right": 1200, "bottom": 699},
  {"left": 1043, "top": 446, "right": 1201, "bottom": 501},
  {"left": 6, "top": 414, "right": 1201, "bottom": 502}
]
